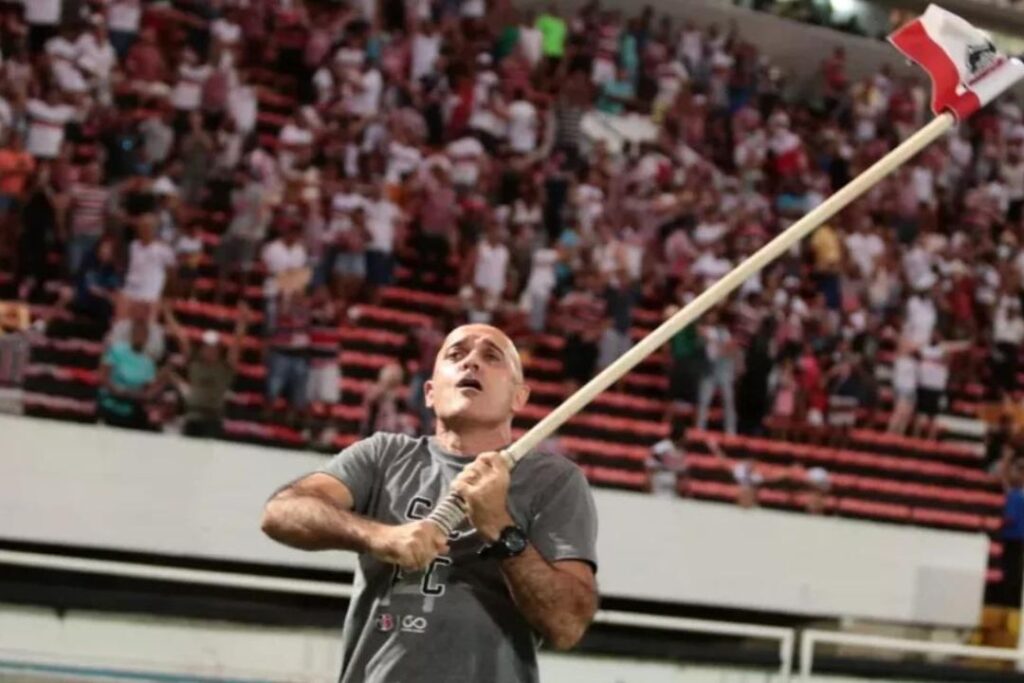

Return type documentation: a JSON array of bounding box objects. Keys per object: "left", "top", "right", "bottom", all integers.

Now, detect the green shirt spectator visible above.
[{"left": 536, "top": 12, "right": 567, "bottom": 58}]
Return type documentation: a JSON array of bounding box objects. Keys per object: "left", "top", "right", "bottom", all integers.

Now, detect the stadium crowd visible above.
[{"left": 0, "top": 0, "right": 1023, "bottom": 472}]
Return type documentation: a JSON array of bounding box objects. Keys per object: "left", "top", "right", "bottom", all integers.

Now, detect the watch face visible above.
[{"left": 504, "top": 527, "right": 528, "bottom": 553}]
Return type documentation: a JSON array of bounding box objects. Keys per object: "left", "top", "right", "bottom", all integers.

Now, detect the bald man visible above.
[{"left": 261, "top": 324, "right": 598, "bottom": 683}]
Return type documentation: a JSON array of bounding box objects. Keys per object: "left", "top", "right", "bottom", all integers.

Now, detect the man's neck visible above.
[{"left": 434, "top": 422, "right": 512, "bottom": 457}]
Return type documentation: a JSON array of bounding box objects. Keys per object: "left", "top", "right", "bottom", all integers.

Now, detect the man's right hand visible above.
[{"left": 369, "top": 520, "right": 449, "bottom": 572}]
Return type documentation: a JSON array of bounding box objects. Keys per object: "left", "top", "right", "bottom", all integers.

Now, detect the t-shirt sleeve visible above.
[
  {"left": 318, "top": 434, "right": 385, "bottom": 515},
  {"left": 528, "top": 466, "right": 598, "bottom": 571}
]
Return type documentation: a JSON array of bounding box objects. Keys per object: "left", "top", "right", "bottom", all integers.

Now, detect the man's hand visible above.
[
  {"left": 451, "top": 451, "right": 515, "bottom": 542},
  {"left": 368, "top": 520, "right": 449, "bottom": 572}
]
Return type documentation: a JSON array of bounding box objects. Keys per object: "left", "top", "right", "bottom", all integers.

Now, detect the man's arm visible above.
[
  {"left": 500, "top": 551, "right": 597, "bottom": 650},
  {"left": 451, "top": 452, "right": 598, "bottom": 651},
  {"left": 261, "top": 472, "right": 448, "bottom": 570}
]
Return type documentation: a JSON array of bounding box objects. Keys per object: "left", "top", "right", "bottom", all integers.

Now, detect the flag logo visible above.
[{"left": 967, "top": 40, "right": 997, "bottom": 75}]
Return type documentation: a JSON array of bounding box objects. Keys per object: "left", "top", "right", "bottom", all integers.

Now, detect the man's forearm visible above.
[
  {"left": 261, "top": 490, "right": 386, "bottom": 552},
  {"left": 499, "top": 545, "right": 597, "bottom": 650}
]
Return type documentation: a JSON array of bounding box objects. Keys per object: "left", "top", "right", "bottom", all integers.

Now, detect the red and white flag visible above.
[{"left": 889, "top": 5, "right": 1024, "bottom": 120}]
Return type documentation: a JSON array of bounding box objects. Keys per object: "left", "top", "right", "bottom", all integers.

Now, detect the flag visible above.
[{"left": 888, "top": 5, "right": 1024, "bottom": 120}]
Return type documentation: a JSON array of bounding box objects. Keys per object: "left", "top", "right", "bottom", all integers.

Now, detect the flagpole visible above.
[{"left": 426, "top": 112, "right": 956, "bottom": 535}]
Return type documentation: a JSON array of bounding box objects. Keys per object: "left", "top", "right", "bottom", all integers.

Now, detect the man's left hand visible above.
[{"left": 450, "top": 451, "right": 514, "bottom": 543}]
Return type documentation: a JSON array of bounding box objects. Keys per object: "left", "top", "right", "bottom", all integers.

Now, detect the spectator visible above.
[
  {"left": 261, "top": 218, "right": 309, "bottom": 327},
  {"left": 121, "top": 214, "right": 176, "bottom": 313},
  {"left": 65, "top": 163, "right": 111, "bottom": 277},
  {"left": 25, "top": 89, "right": 75, "bottom": 161},
  {"left": 737, "top": 315, "right": 776, "bottom": 435},
  {"left": 996, "top": 454, "right": 1024, "bottom": 608},
  {"left": 536, "top": 4, "right": 568, "bottom": 68},
  {"left": 174, "top": 218, "right": 204, "bottom": 300},
  {"left": 0, "top": 132, "right": 36, "bottom": 239},
  {"left": 888, "top": 337, "right": 918, "bottom": 435},
  {"left": 165, "top": 303, "right": 248, "bottom": 438},
  {"left": 16, "top": 169, "right": 64, "bottom": 301},
  {"left": 696, "top": 312, "right": 738, "bottom": 434},
  {"left": 264, "top": 289, "right": 312, "bottom": 431},
  {"left": 559, "top": 270, "right": 608, "bottom": 388},
  {"left": 469, "top": 222, "right": 511, "bottom": 310},
  {"left": 405, "top": 316, "right": 446, "bottom": 436},
  {"left": 331, "top": 204, "right": 371, "bottom": 303},
  {"left": 71, "top": 236, "right": 122, "bottom": 325},
  {"left": 802, "top": 466, "right": 831, "bottom": 515},
  {"left": 361, "top": 362, "right": 413, "bottom": 436},
  {"left": 107, "top": 0, "right": 142, "bottom": 58},
  {"left": 26, "top": 0, "right": 62, "bottom": 56},
  {"left": 992, "top": 295, "right": 1024, "bottom": 394},
  {"left": 915, "top": 332, "right": 971, "bottom": 439},
  {"left": 306, "top": 290, "right": 343, "bottom": 447},
  {"left": 107, "top": 300, "right": 167, "bottom": 361},
  {"left": 597, "top": 267, "right": 638, "bottom": 371},
  {"left": 732, "top": 458, "right": 764, "bottom": 509},
  {"left": 98, "top": 320, "right": 160, "bottom": 430},
  {"left": 217, "top": 168, "right": 271, "bottom": 303},
  {"left": 365, "top": 186, "right": 404, "bottom": 291},
  {"left": 646, "top": 419, "right": 688, "bottom": 498}
]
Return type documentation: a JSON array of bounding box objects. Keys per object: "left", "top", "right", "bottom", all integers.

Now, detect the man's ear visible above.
[
  {"left": 511, "top": 382, "right": 530, "bottom": 412},
  {"left": 424, "top": 379, "right": 435, "bottom": 409}
]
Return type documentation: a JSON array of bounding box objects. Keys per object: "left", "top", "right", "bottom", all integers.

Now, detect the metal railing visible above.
[
  {"left": 6, "top": 548, "right": 1024, "bottom": 683},
  {"left": 799, "top": 628, "right": 1024, "bottom": 681}
]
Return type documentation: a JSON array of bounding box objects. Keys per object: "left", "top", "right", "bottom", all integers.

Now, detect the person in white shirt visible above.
[
  {"left": 646, "top": 420, "right": 689, "bottom": 498},
  {"left": 410, "top": 22, "right": 441, "bottom": 83},
  {"left": 518, "top": 12, "right": 543, "bottom": 68},
  {"left": 262, "top": 220, "right": 309, "bottom": 329},
  {"left": 346, "top": 63, "right": 383, "bottom": 119},
  {"left": 446, "top": 136, "right": 487, "bottom": 189},
  {"left": 844, "top": 216, "right": 885, "bottom": 278},
  {"left": 365, "top": 189, "right": 404, "bottom": 288},
  {"left": 76, "top": 18, "right": 118, "bottom": 99},
  {"left": 26, "top": 90, "right": 76, "bottom": 160},
  {"left": 507, "top": 92, "right": 539, "bottom": 155},
  {"left": 277, "top": 115, "right": 314, "bottom": 172},
  {"left": 520, "top": 247, "right": 559, "bottom": 332},
  {"left": 915, "top": 332, "right": 971, "bottom": 439},
  {"left": 171, "top": 49, "right": 212, "bottom": 114},
  {"left": 46, "top": 27, "right": 89, "bottom": 95},
  {"left": 887, "top": 337, "right": 918, "bottom": 435},
  {"left": 903, "top": 285, "right": 937, "bottom": 348},
  {"left": 691, "top": 241, "right": 733, "bottom": 288},
  {"left": 122, "top": 215, "right": 176, "bottom": 307},
  {"left": 471, "top": 223, "right": 510, "bottom": 309}
]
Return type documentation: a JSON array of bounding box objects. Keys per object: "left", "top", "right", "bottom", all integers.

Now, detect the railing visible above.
[
  {"left": 0, "top": 549, "right": 794, "bottom": 680},
  {"left": 5, "top": 548, "right": 1024, "bottom": 683},
  {"left": 799, "top": 629, "right": 1024, "bottom": 681}
]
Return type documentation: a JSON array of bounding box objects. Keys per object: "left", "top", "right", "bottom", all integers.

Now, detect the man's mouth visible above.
[{"left": 456, "top": 377, "right": 483, "bottom": 391}]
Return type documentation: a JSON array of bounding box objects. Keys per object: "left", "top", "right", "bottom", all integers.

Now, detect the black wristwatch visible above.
[{"left": 478, "top": 525, "right": 528, "bottom": 560}]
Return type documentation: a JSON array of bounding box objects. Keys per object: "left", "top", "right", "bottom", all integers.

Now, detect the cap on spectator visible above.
[
  {"left": 202, "top": 330, "right": 221, "bottom": 346},
  {"left": 153, "top": 177, "right": 178, "bottom": 196},
  {"left": 807, "top": 467, "right": 830, "bottom": 489}
]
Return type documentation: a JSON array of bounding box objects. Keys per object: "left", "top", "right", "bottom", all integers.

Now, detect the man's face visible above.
[{"left": 425, "top": 325, "right": 529, "bottom": 429}]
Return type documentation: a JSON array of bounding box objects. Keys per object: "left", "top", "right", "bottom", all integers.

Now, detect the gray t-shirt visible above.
[{"left": 319, "top": 433, "right": 598, "bottom": 683}]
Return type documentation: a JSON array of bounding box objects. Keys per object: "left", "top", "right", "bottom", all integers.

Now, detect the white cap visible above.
[
  {"left": 153, "top": 176, "right": 178, "bottom": 196},
  {"left": 201, "top": 330, "right": 221, "bottom": 346},
  {"left": 807, "top": 467, "right": 830, "bottom": 487}
]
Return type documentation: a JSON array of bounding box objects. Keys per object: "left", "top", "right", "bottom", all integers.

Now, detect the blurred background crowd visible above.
[{"left": 1, "top": 0, "right": 1024, "bottom": 507}]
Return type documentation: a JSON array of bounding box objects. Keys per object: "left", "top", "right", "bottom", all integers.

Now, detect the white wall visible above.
[
  {"left": 0, "top": 605, "right": 942, "bottom": 683},
  {"left": 0, "top": 415, "right": 989, "bottom": 626}
]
